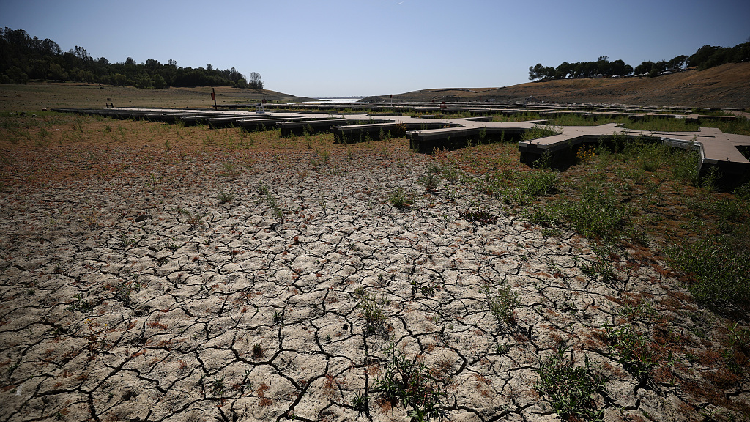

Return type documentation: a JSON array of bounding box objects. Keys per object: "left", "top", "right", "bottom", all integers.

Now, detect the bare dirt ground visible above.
[
  {"left": 0, "top": 107, "right": 748, "bottom": 422},
  {"left": 387, "top": 63, "right": 750, "bottom": 109}
]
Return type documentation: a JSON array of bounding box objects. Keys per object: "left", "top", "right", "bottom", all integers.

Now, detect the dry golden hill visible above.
[
  {"left": 388, "top": 62, "right": 750, "bottom": 109},
  {"left": 0, "top": 83, "right": 310, "bottom": 111}
]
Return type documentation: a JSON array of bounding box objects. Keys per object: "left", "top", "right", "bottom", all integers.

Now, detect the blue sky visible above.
[{"left": 1, "top": 0, "right": 748, "bottom": 97}]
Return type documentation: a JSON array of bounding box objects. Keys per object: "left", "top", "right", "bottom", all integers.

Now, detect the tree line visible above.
[
  {"left": 0, "top": 27, "right": 263, "bottom": 89},
  {"left": 529, "top": 40, "right": 750, "bottom": 81}
]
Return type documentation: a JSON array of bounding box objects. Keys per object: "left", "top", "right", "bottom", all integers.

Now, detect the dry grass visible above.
[{"left": 0, "top": 83, "right": 304, "bottom": 111}]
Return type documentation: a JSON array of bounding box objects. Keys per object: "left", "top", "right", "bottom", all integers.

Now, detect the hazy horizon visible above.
[{"left": 1, "top": 0, "right": 748, "bottom": 97}]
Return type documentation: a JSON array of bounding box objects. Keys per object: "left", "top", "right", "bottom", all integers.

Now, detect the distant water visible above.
[{"left": 304, "top": 98, "right": 363, "bottom": 104}]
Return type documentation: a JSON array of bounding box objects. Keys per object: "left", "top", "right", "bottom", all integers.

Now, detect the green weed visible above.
[
  {"left": 418, "top": 165, "right": 441, "bottom": 192},
  {"left": 559, "top": 184, "right": 631, "bottom": 242},
  {"left": 605, "top": 324, "right": 655, "bottom": 381},
  {"left": 373, "top": 343, "right": 446, "bottom": 422},
  {"left": 114, "top": 277, "right": 142, "bottom": 307},
  {"left": 670, "top": 235, "right": 750, "bottom": 312},
  {"left": 535, "top": 345, "right": 606, "bottom": 422},
  {"left": 459, "top": 208, "right": 498, "bottom": 225},
  {"left": 520, "top": 170, "right": 559, "bottom": 196},
  {"left": 389, "top": 187, "right": 414, "bottom": 209},
  {"left": 484, "top": 280, "right": 518, "bottom": 327},
  {"left": 354, "top": 287, "right": 388, "bottom": 335},
  {"left": 67, "top": 293, "right": 95, "bottom": 312},
  {"left": 258, "top": 184, "right": 284, "bottom": 222},
  {"left": 522, "top": 124, "right": 559, "bottom": 142},
  {"left": 217, "top": 190, "right": 235, "bottom": 204}
]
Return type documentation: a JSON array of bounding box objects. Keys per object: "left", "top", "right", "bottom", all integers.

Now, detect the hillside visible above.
[
  {"left": 0, "top": 83, "right": 310, "bottom": 111},
  {"left": 385, "top": 62, "right": 750, "bottom": 109}
]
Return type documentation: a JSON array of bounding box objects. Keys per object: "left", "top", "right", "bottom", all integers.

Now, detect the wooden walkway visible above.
[{"left": 518, "top": 123, "right": 750, "bottom": 177}]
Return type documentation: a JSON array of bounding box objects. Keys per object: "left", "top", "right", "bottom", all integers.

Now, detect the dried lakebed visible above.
[{"left": 1, "top": 148, "right": 747, "bottom": 422}]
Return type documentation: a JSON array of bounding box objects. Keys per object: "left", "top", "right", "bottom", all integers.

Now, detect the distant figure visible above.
[{"left": 110, "top": 103, "right": 114, "bottom": 108}]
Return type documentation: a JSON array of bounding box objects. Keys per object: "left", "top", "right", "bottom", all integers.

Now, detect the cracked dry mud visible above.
[{"left": 1, "top": 141, "right": 747, "bottom": 422}]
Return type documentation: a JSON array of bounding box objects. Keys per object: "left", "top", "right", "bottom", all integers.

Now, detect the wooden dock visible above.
[{"left": 53, "top": 106, "right": 750, "bottom": 181}]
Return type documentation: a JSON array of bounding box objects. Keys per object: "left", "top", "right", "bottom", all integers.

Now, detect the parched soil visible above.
[
  {"left": 387, "top": 63, "right": 750, "bottom": 109},
  {"left": 0, "top": 116, "right": 748, "bottom": 422}
]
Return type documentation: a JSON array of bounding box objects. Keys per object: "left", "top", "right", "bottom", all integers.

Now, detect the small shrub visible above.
[
  {"left": 67, "top": 293, "right": 95, "bottom": 312},
  {"left": 560, "top": 184, "right": 631, "bottom": 242},
  {"left": 670, "top": 236, "right": 750, "bottom": 312},
  {"left": 535, "top": 345, "right": 606, "bottom": 422},
  {"left": 581, "top": 247, "right": 617, "bottom": 283},
  {"left": 389, "top": 187, "right": 414, "bottom": 209},
  {"left": 439, "top": 164, "right": 461, "bottom": 183},
  {"left": 485, "top": 280, "right": 518, "bottom": 327},
  {"left": 217, "top": 190, "right": 234, "bottom": 204},
  {"left": 219, "top": 162, "right": 240, "bottom": 177},
  {"left": 524, "top": 204, "right": 560, "bottom": 229},
  {"left": 606, "top": 324, "right": 655, "bottom": 381},
  {"left": 114, "top": 277, "right": 141, "bottom": 306},
  {"left": 351, "top": 392, "right": 368, "bottom": 414},
  {"left": 210, "top": 376, "right": 225, "bottom": 397},
  {"left": 355, "top": 288, "right": 387, "bottom": 335},
  {"left": 252, "top": 344, "right": 264, "bottom": 360},
  {"left": 258, "top": 184, "right": 284, "bottom": 222},
  {"left": 671, "top": 150, "right": 700, "bottom": 185},
  {"left": 373, "top": 343, "right": 446, "bottom": 422},
  {"left": 418, "top": 171, "right": 440, "bottom": 192},
  {"left": 520, "top": 170, "right": 559, "bottom": 197},
  {"left": 459, "top": 208, "right": 497, "bottom": 225}
]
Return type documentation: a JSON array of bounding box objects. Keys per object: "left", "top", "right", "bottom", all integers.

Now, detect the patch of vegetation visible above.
[
  {"left": 388, "top": 187, "right": 414, "bottom": 210},
  {"left": 521, "top": 124, "right": 560, "bottom": 142},
  {"left": 113, "top": 277, "right": 142, "bottom": 307},
  {"left": 520, "top": 170, "right": 559, "bottom": 196},
  {"left": 351, "top": 392, "right": 368, "bottom": 414},
  {"left": 177, "top": 208, "right": 206, "bottom": 229},
  {"left": 418, "top": 164, "right": 441, "bottom": 192},
  {"left": 258, "top": 184, "right": 284, "bottom": 222},
  {"left": 535, "top": 345, "right": 607, "bottom": 422},
  {"left": 67, "top": 293, "right": 95, "bottom": 312},
  {"left": 670, "top": 235, "right": 750, "bottom": 312},
  {"left": 459, "top": 208, "right": 498, "bottom": 225},
  {"left": 605, "top": 324, "right": 656, "bottom": 381},
  {"left": 558, "top": 184, "right": 632, "bottom": 242},
  {"left": 373, "top": 343, "right": 446, "bottom": 422},
  {"left": 252, "top": 344, "right": 264, "bottom": 360},
  {"left": 484, "top": 280, "right": 518, "bottom": 327},
  {"left": 217, "top": 190, "right": 235, "bottom": 204},
  {"left": 354, "top": 287, "right": 388, "bottom": 335}
]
